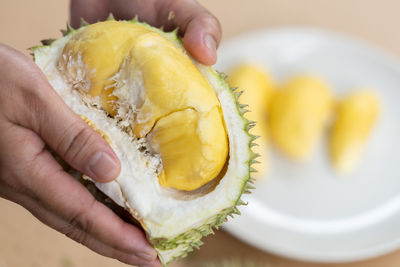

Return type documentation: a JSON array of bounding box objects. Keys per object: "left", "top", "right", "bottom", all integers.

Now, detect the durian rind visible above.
[{"left": 32, "top": 18, "right": 256, "bottom": 266}]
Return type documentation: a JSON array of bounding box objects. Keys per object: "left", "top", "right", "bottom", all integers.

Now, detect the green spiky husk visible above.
[
  {"left": 149, "top": 70, "right": 258, "bottom": 264},
  {"left": 32, "top": 15, "right": 257, "bottom": 266}
]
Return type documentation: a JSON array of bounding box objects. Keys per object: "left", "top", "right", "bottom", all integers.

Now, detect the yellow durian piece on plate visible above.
[
  {"left": 330, "top": 90, "right": 380, "bottom": 173},
  {"left": 268, "top": 75, "right": 334, "bottom": 160}
]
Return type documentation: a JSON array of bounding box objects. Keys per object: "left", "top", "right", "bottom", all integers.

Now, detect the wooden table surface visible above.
[{"left": 1, "top": 1, "right": 400, "bottom": 266}]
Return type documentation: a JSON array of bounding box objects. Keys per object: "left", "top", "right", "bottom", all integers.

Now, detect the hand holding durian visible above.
[{"left": 0, "top": 1, "right": 249, "bottom": 267}]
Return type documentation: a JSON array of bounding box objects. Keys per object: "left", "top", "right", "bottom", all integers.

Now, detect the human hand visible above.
[
  {"left": 0, "top": 44, "right": 160, "bottom": 267},
  {"left": 70, "top": 0, "right": 222, "bottom": 65}
]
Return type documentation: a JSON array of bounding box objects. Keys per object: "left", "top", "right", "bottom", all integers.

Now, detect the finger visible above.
[
  {"left": 25, "top": 148, "right": 157, "bottom": 261},
  {"left": 182, "top": 14, "right": 220, "bottom": 65},
  {"left": 0, "top": 123, "right": 157, "bottom": 262},
  {"left": 36, "top": 89, "right": 120, "bottom": 183},
  {"left": 2, "top": 189, "right": 160, "bottom": 267},
  {"left": 106, "top": 0, "right": 222, "bottom": 65},
  {"left": 43, "top": 105, "right": 121, "bottom": 183},
  {"left": 2, "top": 46, "right": 120, "bottom": 183},
  {"left": 160, "top": 0, "right": 222, "bottom": 65}
]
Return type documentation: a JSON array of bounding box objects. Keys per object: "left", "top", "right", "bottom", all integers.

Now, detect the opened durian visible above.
[{"left": 32, "top": 18, "right": 256, "bottom": 265}]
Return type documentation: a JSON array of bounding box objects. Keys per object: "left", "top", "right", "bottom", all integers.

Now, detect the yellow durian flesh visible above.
[
  {"left": 149, "top": 108, "right": 227, "bottom": 190},
  {"left": 58, "top": 21, "right": 228, "bottom": 191},
  {"left": 227, "top": 64, "right": 274, "bottom": 177},
  {"left": 58, "top": 21, "right": 149, "bottom": 113},
  {"left": 330, "top": 91, "right": 380, "bottom": 173},
  {"left": 268, "top": 76, "right": 333, "bottom": 160}
]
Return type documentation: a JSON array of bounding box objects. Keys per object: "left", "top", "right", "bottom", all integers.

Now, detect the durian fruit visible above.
[
  {"left": 330, "top": 90, "right": 380, "bottom": 173},
  {"left": 268, "top": 76, "right": 333, "bottom": 160},
  {"left": 32, "top": 18, "right": 256, "bottom": 265},
  {"left": 227, "top": 64, "right": 274, "bottom": 178}
]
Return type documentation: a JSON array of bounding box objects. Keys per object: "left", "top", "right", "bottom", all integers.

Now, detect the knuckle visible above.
[
  {"left": 22, "top": 85, "right": 47, "bottom": 115},
  {"left": 0, "top": 162, "right": 35, "bottom": 198},
  {"left": 0, "top": 173, "right": 27, "bottom": 200},
  {"left": 2, "top": 176, "right": 32, "bottom": 197},
  {"left": 15, "top": 67, "right": 53, "bottom": 129},
  {"left": 57, "top": 120, "right": 97, "bottom": 164},
  {"left": 202, "top": 13, "right": 222, "bottom": 35},
  {"left": 64, "top": 226, "right": 90, "bottom": 246},
  {"left": 61, "top": 198, "right": 96, "bottom": 245}
]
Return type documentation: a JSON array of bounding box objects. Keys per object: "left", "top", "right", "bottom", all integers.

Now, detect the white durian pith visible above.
[{"left": 33, "top": 19, "right": 256, "bottom": 265}]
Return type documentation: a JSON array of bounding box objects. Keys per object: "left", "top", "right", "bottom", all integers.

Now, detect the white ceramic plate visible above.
[{"left": 216, "top": 28, "right": 400, "bottom": 262}]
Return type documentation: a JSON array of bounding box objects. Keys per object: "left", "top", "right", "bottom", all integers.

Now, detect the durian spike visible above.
[
  {"left": 230, "top": 86, "right": 239, "bottom": 92},
  {"left": 61, "top": 23, "right": 74, "bottom": 36},
  {"left": 249, "top": 167, "right": 257, "bottom": 173},
  {"left": 235, "top": 90, "right": 244, "bottom": 99},
  {"left": 40, "top": 39, "right": 56, "bottom": 46},
  {"left": 107, "top": 13, "right": 115, "bottom": 21},
  {"left": 80, "top": 18, "right": 90, "bottom": 27},
  {"left": 172, "top": 27, "right": 180, "bottom": 35},
  {"left": 217, "top": 71, "right": 228, "bottom": 80}
]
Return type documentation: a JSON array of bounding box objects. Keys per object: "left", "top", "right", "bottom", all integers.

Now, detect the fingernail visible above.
[
  {"left": 204, "top": 34, "right": 217, "bottom": 51},
  {"left": 88, "top": 152, "right": 120, "bottom": 181},
  {"left": 204, "top": 34, "right": 217, "bottom": 64},
  {"left": 136, "top": 251, "right": 157, "bottom": 262}
]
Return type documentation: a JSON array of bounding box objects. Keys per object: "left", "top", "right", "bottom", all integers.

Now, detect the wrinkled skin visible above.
[{"left": 0, "top": 1, "right": 221, "bottom": 266}]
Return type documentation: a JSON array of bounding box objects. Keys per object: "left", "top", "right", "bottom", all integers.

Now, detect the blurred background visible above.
[{"left": 1, "top": 0, "right": 400, "bottom": 267}]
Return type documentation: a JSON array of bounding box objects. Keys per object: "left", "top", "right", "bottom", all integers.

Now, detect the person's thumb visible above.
[{"left": 19, "top": 72, "right": 121, "bottom": 183}]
